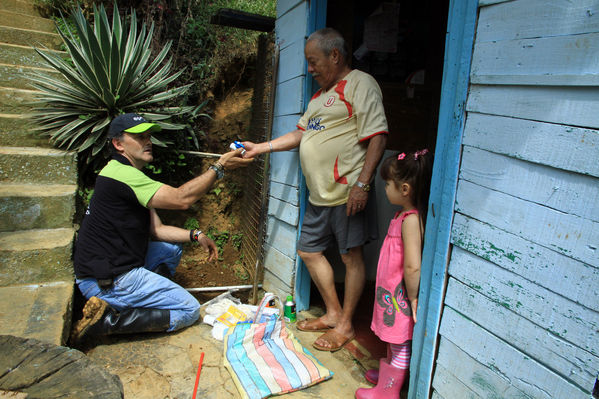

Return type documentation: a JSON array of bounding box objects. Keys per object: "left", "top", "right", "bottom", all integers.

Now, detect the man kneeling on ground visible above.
[{"left": 71, "top": 113, "right": 252, "bottom": 343}]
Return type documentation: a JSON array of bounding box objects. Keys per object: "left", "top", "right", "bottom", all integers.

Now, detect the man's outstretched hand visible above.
[
  {"left": 219, "top": 148, "right": 254, "bottom": 169},
  {"left": 240, "top": 141, "right": 262, "bottom": 159}
]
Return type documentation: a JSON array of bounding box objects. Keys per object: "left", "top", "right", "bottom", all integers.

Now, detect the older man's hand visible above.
[
  {"left": 218, "top": 148, "right": 254, "bottom": 169},
  {"left": 240, "top": 141, "right": 266, "bottom": 159},
  {"left": 346, "top": 185, "right": 369, "bottom": 216}
]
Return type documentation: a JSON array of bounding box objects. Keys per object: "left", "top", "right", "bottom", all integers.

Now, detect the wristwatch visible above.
[
  {"left": 355, "top": 181, "right": 371, "bottom": 192},
  {"left": 209, "top": 162, "right": 224, "bottom": 179},
  {"left": 191, "top": 229, "right": 203, "bottom": 242}
]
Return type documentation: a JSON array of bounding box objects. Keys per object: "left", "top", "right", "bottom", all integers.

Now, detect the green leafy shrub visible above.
[
  {"left": 206, "top": 227, "right": 230, "bottom": 260},
  {"left": 77, "top": 187, "right": 94, "bottom": 208},
  {"left": 29, "top": 3, "right": 200, "bottom": 180},
  {"left": 175, "top": 0, "right": 276, "bottom": 99},
  {"left": 234, "top": 260, "right": 249, "bottom": 281},
  {"left": 183, "top": 217, "right": 200, "bottom": 230},
  {"left": 232, "top": 232, "right": 243, "bottom": 251}
]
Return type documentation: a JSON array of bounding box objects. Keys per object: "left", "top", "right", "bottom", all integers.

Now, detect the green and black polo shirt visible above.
[{"left": 74, "top": 154, "right": 163, "bottom": 279}]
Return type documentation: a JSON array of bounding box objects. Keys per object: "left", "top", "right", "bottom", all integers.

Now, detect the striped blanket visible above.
[{"left": 223, "top": 306, "right": 333, "bottom": 398}]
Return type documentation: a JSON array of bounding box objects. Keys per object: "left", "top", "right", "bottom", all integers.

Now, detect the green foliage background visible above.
[
  {"left": 33, "top": 0, "right": 276, "bottom": 186},
  {"left": 34, "top": 0, "right": 276, "bottom": 104}
]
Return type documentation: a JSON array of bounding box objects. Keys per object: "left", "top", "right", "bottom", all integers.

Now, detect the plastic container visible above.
[
  {"left": 229, "top": 141, "right": 246, "bottom": 155},
  {"left": 265, "top": 292, "right": 276, "bottom": 308},
  {"left": 284, "top": 295, "right": 296, "bottom": 323}
]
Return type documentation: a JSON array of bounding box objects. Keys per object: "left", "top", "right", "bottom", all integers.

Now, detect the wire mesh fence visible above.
[{"left": 238, "top": 32, "right": 278, "bottom": 303}]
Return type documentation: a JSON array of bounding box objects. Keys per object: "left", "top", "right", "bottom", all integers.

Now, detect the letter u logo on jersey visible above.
[{"left": 324, "top": 96, "right": 335, "bottom": 107}]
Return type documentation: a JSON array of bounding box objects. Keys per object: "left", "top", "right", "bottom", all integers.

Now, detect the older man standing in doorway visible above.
[{"left": 243, "top": 28, "right": 388, "bottom": 351}]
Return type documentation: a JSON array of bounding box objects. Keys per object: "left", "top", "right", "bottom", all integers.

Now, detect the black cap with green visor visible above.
[{"left": 108, "top": 113, "right": 161, "bottom": 138}]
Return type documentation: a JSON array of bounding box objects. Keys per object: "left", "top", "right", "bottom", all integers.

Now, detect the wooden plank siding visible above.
[
  {"left": 432, "top": 0, "right": 599, "bottom": 397},
  {"left": 452, "top": 214, "right": 599, "bottom": 312},
  {"left": 456, "top": 180, "right": 598, "bottom": 266},
  {"left": 277, "top": 39, "right": 305, "bottom": 84},
  {"left": 449, "top": 234, "right": 599, "bottom": 359},
  {"left": 440, "top": 306, "right": 591, "bottom": 398},
  {"left": 433, "top": 362, "right": 481, "bottom": 399},
  {"left": 476, "top": 0, "right": 599, "bottom": 43},
  {"left": 261, "top": 0, "right": 308, "bottom": 299},
  {"left": 463, "top": 113, "right": 599, "bottom": 178},
  {"left": 445, "top": 275, "right": 599, "bottom": 388},
  {"left": 471, "top": 32, "right": 599, "bottom": 86},
  {"left": 435, "top": 338, "right": 536, "bottom": 398},
  {"left": 467, "top": 85, "right": 599, "bottom": 130}
]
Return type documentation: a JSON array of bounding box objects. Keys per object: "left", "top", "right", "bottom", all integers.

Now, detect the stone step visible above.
[
  {"left": 0, "top": 86, "right": 38, "bottom": 113},
  {"left": 0, "top": 113, "right": 52, "bottom": 147},
  {"left": 0, "top": 62, "right": 60, "bottom": 90},
  {"left": 0, "top": 183, "right": 76, "bottom": 232},
  {"left": 1, "top": 0, "right": 38, "bottom": 16},
  {"left": 0, "top": 281, "right": 73, "bottom": 346},
  {"left": 0, "top": 147, "right": 77, "bottom": 184},
  {"left": 0, "top": 227, "right": 75, "bottom": 286},
  {"left": 0, "top": 43, "right": 66, "bottom": 69},
  {"left": 0, "top": 10, "right": 55, "bottom": 33},
  {"left": 0, "top": 25, "right": 62, "bottom": 49}
]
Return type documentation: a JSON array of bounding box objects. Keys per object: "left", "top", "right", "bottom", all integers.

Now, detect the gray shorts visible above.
[{"left": 298, "top": 193, "right": 378, "bottom": 254}]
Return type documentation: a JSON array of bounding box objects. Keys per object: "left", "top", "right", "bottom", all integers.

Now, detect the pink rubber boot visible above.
[
  {"left": 364, "top": 346, "right": 391, "bottom": 384},
  {"left": 364, "top": 368, "right": 379, "bottom": 384},
  {"left": 355, "top": 359, "right": 407, "bottom": 399}
]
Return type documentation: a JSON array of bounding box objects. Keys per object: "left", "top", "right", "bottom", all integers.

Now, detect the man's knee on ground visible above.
[
  {"left": 186, "top": 304, "right": 201, "bottom": 325},
  {"left": 169, "top": 296, "right": 200, "bottom": 332}
]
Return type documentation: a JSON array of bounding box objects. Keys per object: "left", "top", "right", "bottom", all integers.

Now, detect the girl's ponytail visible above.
[
  {"left": 411, "top": 150, "right": 433, "bottom": 230},
  {"left": 380, "top": 149, "right": 434, "bottom": 231}
]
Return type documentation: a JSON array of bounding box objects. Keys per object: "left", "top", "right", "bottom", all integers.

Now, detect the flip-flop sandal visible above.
[
  {"left": 296, "top": 318, "right": 332, "bottom": 332},
  {"left": 312, "top": 330, "right": 356, "bottom": 352}
]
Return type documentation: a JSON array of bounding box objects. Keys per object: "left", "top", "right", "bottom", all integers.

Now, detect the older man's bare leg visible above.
[
  {"left": 297, "top": 250, "right": 343, "bottom": 330},
  {"left": 299, "top": 246, "right": 365, "bottom": 350},
  {"left": 314, "top": 246, "right": 364, "bottom": 350}
]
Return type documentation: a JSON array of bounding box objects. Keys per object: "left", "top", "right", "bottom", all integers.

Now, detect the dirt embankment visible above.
[{"left": 161, "top": 88, "right": 254, "bottom": 302}]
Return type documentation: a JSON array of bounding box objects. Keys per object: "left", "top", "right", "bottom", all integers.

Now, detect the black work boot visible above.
[
  {"left": 71, "top": 296, "right": 109, "bottom": 343},
  {"left": 72, "top": 296, "right": 170, "bottom": 343}
]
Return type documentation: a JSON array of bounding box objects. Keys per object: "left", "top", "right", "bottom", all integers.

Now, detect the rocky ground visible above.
[{"left": 81, "top": 308, "right": 372, "bottom": 399}]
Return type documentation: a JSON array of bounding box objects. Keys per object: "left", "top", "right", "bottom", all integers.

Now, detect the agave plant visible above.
[{"left": 29, "top": 3, "right": 201, "bottom": 169}]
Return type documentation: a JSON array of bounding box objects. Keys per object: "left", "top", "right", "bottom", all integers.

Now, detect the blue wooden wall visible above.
[
  {"left": 431, "top": 0, "right": 599, "bottom": 397},
  {"left": 261, "top": 0, "right": 308, "bottom": 301}
]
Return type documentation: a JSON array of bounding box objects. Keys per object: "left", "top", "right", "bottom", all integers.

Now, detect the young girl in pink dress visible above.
[{"left": 356, "top": 149, "right": 433, "bottom": 399}]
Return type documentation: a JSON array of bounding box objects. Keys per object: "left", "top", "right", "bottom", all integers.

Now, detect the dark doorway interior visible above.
[{"left": 328, "top": 0, "right": 448, "bottom": 153}]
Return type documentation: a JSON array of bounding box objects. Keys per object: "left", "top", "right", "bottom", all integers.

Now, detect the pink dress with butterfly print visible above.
[{"left": 371, "top": 209, "right": 417, "bottom": 344}]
